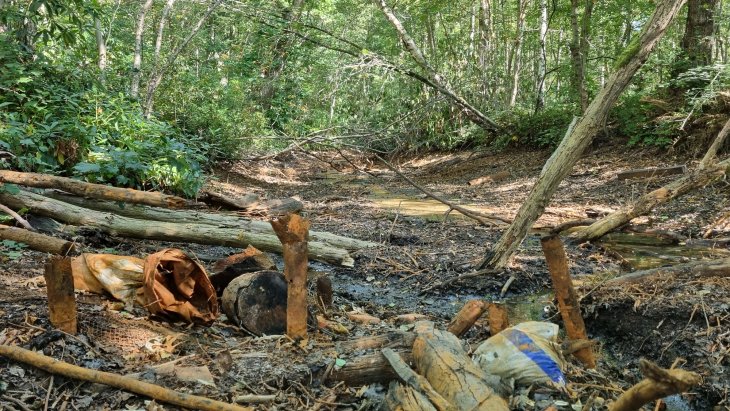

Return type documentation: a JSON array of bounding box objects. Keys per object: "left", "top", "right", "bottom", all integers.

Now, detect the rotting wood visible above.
[
  {"left": 382, "top": 348, "right": 454, "bottom": 411},
  {"left": 0, "top": 226, "right": 77, "bottom": 256},
  {"left": 41, "top": 191, "right": 376, "bottom": 251},
  {"left": 0, "top": 189, "right": 359, "bottom": 266},
  {"left": 201, "top": 190, "right": 303, "bottom": 216},
  {"left": 616, "top": 165, "right": 687, "bottom": 180},
  {"left": 541, "top": 235, "right": 595, "bottom": 368},
  {"left": 383, "top": 382, "right": 438, "bottom": 411},
  {"left": 411, "top": 321, "right": 509, "bottom": 410},
  {"left": 468, "top": 171, "right": 511, "bottom": 186},
  {"left": 605, "top": 257, "right": 730, "bottom": 284},
  {"left": 446, "top": 300, "right": 487, "bottom": 337},
  {"left": 0, "top": 170, "right": 188, "bottom": 208},
  {"left": 44, "top": 256, "right": 77, "bottom": 334},
  {"left": 487, "top": 303, "right": 509, "bottom": 335},
  {"left": 271, "top": 214, "right": 309, "bottom": 341},
  {"left": 221, "top": 271, "right": 287, "bottom": 336},
  {"left": 572, "top": 157, "right": 729, "bottom": 242},
  {"left": 0, "top": 344, "right": 251, "bottom": 411},
  {"left": 327, "top": 351, "right": 413, "bottom": 387},
  {"left": 609, "top": 359, "right": 701, "bottom": 411},
  {"left": 599, "top": 231, "right": 682, "bottom": 247},
  {"left": 699, "top": 116, "right": 730, "bottom": 168}
]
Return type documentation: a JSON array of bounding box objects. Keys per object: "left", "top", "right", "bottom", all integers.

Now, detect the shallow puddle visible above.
[{"left": 600, "top": 242, "right": 730, "bottom": 270}]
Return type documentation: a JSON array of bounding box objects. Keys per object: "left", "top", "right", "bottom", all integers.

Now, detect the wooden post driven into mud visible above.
[
  {"left": 447, "top": 300, "right": 487, "bottom": 337},
  {"left": 540, "top": 235, "right": 595, "bottom": 368},
  {"left": 271, "top": 214, "right": 310, "bottom": 341},
  {"left": 487, "top": 303, "right": 510, "bottom": 335},
  {"left": 43, "top": 256, "right": 77, "bottom": 334}
]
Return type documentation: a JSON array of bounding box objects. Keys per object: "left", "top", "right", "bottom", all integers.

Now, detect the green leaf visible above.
[{"left": 73, "top": 162, "right": 101, "bottom": 173}]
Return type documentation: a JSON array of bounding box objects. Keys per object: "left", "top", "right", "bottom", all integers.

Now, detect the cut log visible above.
[
  {"left": 271, "top": 214, "right": 310, "bottom": 340},
  {"left": 0, "top": 170, "right": 188, "bottom": 208},
  {"left": 541, "top": 235, "right": 595, "bottom": 368},
  {"left": 572, "top": 157, "right": 729, "bottom": 242},
  {"left": 221, "top": 270, "right": 288, "bottom": 335},
  {"left": 616, "top": 165, "right": 687, "bottom": 180},
  {"left": 605, "top": 257, "right": 730, "bottom": 284},
  {"left": 327, "top": 351, "right": 413, "bottom": 387},
  {"left": 209, "top": 246, "right": 276, "bottom": 295},
  {"left": 44, "top": 256, "right": 77, "bottom": 334},
  {"left": 446, "top": 300, "right": 487, "bottom": 337},
  {"left": 468, "top": 171, "right": 511, "bottom": 186},
  {"left": 0, "top": 225, "right": 78, "bottom": 255},
  {"left": 41, "top": 191, "right": 376, "bottom": 252},
  {"left": 0, "top": 189, "right": 357, "bottom": 266},
  {"left": 411, "top": 321, "right": 509, "bottom": 410}
]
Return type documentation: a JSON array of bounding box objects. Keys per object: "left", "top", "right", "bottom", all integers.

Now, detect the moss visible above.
[{"left": 613, "top": 34, "right": 641, "bottom": 70}]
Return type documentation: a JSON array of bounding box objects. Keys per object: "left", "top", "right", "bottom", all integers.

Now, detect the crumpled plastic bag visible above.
[
  {"left": 472, "top": 321, "right": 567, "bottom": 387},
  {"left": 71, "top": 249, "right": 218, "bottom": 325}
]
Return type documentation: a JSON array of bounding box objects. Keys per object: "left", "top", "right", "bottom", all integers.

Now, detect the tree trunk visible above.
[
  {"left": 535, "top": 0, "right": 548, "bottom": 112},
  {"left": 373, "top": 0, "right": 500, "bottom": 132},
  {"left": 699, "top": 117, "right": 730, "bottom": 168},
  {"left": 508, "top": 0, "right": 529, "bottom": 107},
  {"left": 94, "top": 17, "right": 107, "bottom": 85},
  {"left": 130, "top": 0, "right": 154, "bottom": 99},
  {"left": 680, "top": 0, "right": 717, "bottom": 67},
  {"left": 479, "top": 0, "right": 688, "bottom": 270},
  {"left": 0, "top": 189, "right": 360, "bottom": 267},
  {"left": 144, "top": 0, "right": 223, "bottom": 117},
  {"left": 570, "top": 0, "right": 593, "bottom": 112},
  {"left": 571, "top": 157, "right": 729, "bottom": 241}
]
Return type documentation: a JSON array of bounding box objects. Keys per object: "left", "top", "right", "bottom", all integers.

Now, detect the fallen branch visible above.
[
  {"left": 699, "top": 116, "right": 730, "bottom": 168},
  {"left": 572, "top": 157, "right": 729, "bottom": 241},
  {"left": 0, "top": 225, "right": 78, "bottom": 255},
  {"left": 616, "top": 165, "right": 686, "bottom": 181},
  {"left": 609, "top": 359, "right": 701, "bottom": 411},
  {"left": 0, "top": 189, "right": 358, "bottom": 266},
  {"left": 0, "top": 170, "right": 188, "bottom": 208},
  {"left": 605, "top": 257, "right": 730, "bottom": 284},
  {"left": 0, "top": 202, "right": 34, "bottom": 230},
  {"left": 375, "top": 155, "right": 510, "bottom": 227},
  {"left": 0, "top": 344, "right": 251, "bottom": 411}
]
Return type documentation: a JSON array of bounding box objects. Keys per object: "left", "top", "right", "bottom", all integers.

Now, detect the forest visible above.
[{"left": 0, "top": 0, "right": 729, "bottom": 409}]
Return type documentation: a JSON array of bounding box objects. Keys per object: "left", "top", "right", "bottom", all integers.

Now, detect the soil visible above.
[{"left": 1, "top": 142, "right": 728, "bottom": 410}]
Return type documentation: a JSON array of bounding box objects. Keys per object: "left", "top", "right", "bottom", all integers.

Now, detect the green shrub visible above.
[{"left": 493, "top": 105, "right": 575, "bottom": 149}]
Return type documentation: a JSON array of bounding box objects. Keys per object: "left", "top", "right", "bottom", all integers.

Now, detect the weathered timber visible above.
[
  {"left": 44, "top": 256, "right": 77, "bottom": 334},
  {"left": 616, "top": 165, "right": 687, "bottom": 180},
  {"left": 382, "top": 348, "right": 454, "bottom": 411},
  {"left": 599, "top": 231, "right": 682, "bottom": 246},
  {"left": 221, "top": 271, "right": 288, "bottom": 335},
  {"left": 382, "top": 382, "right": 438, "bottom": 411},
  {"left": 446, "top": 300, "right": 487, "bottom": 337},
  {"left": 572, "top": 157, "right": 729, "bottom": 241},
  {"left": 411, "top": 321, "right": 509, "bottom": 410},
  {"left": 327, "top": 351, "right": 413, "bottom": 387},
  {"left": 271, "top": 214, "right": 309, "bottom": 340},
  {"left": 0, "top": 225, "right": 78, "bottom": 255},
  {"left": 605, "top": 257, "right": 730, "bottom": 284},
  {"left": 487, "top": 303, "right": 509, "bottom": 335},
  {"left": 609, "top": 359, "right": 701, "bottom": 411},
  {"left": 202, "top": 190, "right": 303, "bottom": 216},
  {"left": 0, "top": 189, "right": 356, "bottom": 266},
  {"left": 41, "top": 191, "right": 376, "bottom": 251},
  {"left": 0, "top": 170, "right": 188, "bottom": 208}
]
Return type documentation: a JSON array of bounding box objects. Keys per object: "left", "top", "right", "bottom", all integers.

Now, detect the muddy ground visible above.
[{"left": 0, "top": 143, "right": 728, "bottom": 410}]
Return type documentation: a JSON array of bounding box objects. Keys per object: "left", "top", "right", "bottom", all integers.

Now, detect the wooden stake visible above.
[
  {"left": 487, "top": 303, "right": 510, "bottom": 335},
  {"left": 43, "top": 256, "right": 77, "bottom": 334},
  {"left": 271, "top": 213, "right": 310, "bottom": 341},
  {"left": 541, "top": 235, "right": 595, "bottom": 368},
  {"left": 0, "top": 344, "right": 251, "bottom": 411},
  {"left": 446, "top": 300, "right": 487, "bottom": 337}
]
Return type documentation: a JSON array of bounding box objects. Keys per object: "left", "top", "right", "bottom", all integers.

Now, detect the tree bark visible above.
[
  {"left": 570, "top": 0, "right": 593, "bottom": 112},
  {"left": 0, "top": 189, "right": 359, "bottom": 267},
  {"left": 44, "top": 256, "right": 77, "bottom": 334},
  {"left": 131, "top": 0, "right": 154, "bottom": 99},
  {"left": 508, "top": 0, "right": 529, "bottom": 107},
  {"left": 572, "top": 157, "right": 728, "bottom": 241},
  {"left": 0, "top": 225, "right": 78, "bottom": 255},
  {"left": 372, "top": 0, "right": 501, "bottom": 132},
  {"left": 699, "top": 116, "right": 730, "bottom": 168},
  {"left": 94, "top": 17, "right": 107, "bottom": 85},
  {"left": 680, "top": 0, "right": 718, "bottom": 68},
  {"left": 535, "top": 0, "right": 548, "bottom": 112},
  {"left": 0, "top": 170, "right": 189, "bottom": 208},
  {"left": 479, "top": 0, "right": 688, "bottom": 270},
  {"left": 144, "top": 0, "right": 223, "bottom": 117}
]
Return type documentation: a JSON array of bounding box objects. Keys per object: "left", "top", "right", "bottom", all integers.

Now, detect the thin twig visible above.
[{"left": 0, "top": 203, "right": 34, "bottom": 231}]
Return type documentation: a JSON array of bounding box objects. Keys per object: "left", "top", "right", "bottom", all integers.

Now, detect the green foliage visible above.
[
  {"left": 493, "top": 106, "right": 576, "bottom": 150},
  {"left": 0, "top": 240, "right": 28, "bottom": 261}
]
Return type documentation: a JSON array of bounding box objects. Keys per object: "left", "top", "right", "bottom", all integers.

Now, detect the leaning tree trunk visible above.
[
  {"left": 130, "top": 0, "right": 154, "bottom": 99},
  {"left": 479, "top": 0, "right": 688, "bottom": 270},
  {"left": 571, "top": 157, "right": 729, "bottom": 241},
  {"left": 373, "top": 0, "right": 501, "bottom": 132}
]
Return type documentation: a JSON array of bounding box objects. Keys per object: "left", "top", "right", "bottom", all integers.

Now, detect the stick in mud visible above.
[{"left": 541, "top": 234, "right": 596, "bottom": 368}]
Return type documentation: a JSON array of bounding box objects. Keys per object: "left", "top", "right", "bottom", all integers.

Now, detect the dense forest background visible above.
[{"left": 1, "top": 0, "right": 728, "bottom": 197}]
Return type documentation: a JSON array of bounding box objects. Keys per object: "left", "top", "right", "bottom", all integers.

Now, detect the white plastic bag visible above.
[{"left": 472, "top": 321, "right": 567, "bottom": 386}]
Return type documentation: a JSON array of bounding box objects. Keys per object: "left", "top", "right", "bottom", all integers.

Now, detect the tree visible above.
[
  {"left": 479, "top": 0, "right": 689, "bottom": 270},
  {"left": 570, "top": 0, "right": 594, "bottom": 112},
  {"left": 679, "top": 0, "right": 717, "bottom": 68},
  {"left": 130, "top": 0, "right": 154, "bottom": 99}
]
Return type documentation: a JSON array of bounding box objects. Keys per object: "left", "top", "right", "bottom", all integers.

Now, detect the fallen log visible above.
[
  {"left": 411, "top": 321, "right": 509, "bottom": 410},
  {"left": 327, "top": 351, "right": 413, "bottom": 387},
  {"left": 41, "top": 191, "right": 376, "bottom": 251},
  {"left": 572, "top": 157, "right": 729, "bottom": 241},
  {"left": 605, "top": 257, "right": 730, "bottom": 284},
  {"left": 202, "top": 190, "right": 303, "bottom": 216},
  {"left": 609, "top": 359, "right": 701, "bottom": 411},
  {"left": 487, "top": 303, "right": 509, "bottom": 335},
  {"left": 0, "top": 344, "right": 250, "bottom": 411},
  {"left": 0, "top": 202, "right": 33, "bottom": 230},
  {"left": 0, "top": 189, "right": 357, "bottom": 266},
  {"left": 0, "top": 225, "right": 78, "bottom": 255},
  {"left": 616, "top": 165, "right": 687, "bottom": 180},
  {"left": 0, "top": 170, "right": 188, "bottom": 208}
]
